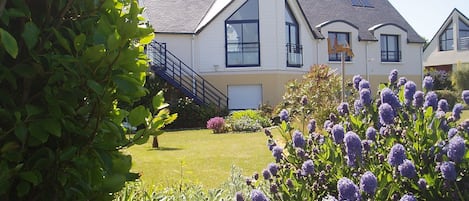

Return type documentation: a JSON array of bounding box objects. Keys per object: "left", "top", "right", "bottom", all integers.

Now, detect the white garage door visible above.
[{"left": 228, "top": 85, "right": 262, "bottom": 110}]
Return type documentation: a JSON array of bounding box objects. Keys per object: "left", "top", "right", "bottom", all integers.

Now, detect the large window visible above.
[
  {"left": 328, "top": 32, "right": 351, "bottom": 61},
  {"left": 285, "top": 3, "right": 302, "bottom": 67},
  {"left": 439, "top": 22, "right": 454, "bottom": 51},
  {"left": 459, "top": 20, "right": 469, "bottom": 50},
  {"left": 225, "top": 0, "right": 259, "bottom": 67},
  {"left": 381, "top": 34, "right": 401, "bottom": 62}
]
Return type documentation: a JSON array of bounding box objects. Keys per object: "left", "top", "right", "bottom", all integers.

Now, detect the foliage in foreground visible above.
[
  {"left": 243, "top": 70, "right": 468, "bottom": 200},
  {"left": 0, "top": 1, "right": 176, "bottom": 200}
]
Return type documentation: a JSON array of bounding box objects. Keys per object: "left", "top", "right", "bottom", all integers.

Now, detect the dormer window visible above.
[
  {"left": 439, "top": 22, "right": 454, "bottom": 51},
  {"left": 458, "top": 20, "right": 469, "bottom": 50},
  {"left": 225, "top": 0, "right": 260, "bottom": 67}
]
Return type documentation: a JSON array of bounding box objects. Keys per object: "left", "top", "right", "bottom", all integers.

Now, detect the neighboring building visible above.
[
  {"left": 423, "top": 8, "right": 469, "bottom": 72},
  {"left": 141, "top": 0, "right": 425, "bottom": 110}
]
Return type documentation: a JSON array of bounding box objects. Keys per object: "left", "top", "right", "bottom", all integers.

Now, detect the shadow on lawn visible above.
[{"left": 148, "top": 147, "right": 183, "bottom": 151}]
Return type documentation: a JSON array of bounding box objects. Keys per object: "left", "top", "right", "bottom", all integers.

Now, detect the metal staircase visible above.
[{"left": 146, "top": 40, "right": 228, "bottom": 110}]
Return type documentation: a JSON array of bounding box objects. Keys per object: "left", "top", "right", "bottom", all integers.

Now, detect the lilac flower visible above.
[
  {"left": 329, "top": 113, "right": 338, "bottom": 123},
  {"left": 292, "top": 130, "right": 306, "bottom": 148},
  {"left": 389, "top": 69, "right": 398, "bottom": 84},
  {"left": 397, "top": 77, "right": 407, "bottom": 87},
  {"left": 307, "top": 119, "right": 316, "bottom": 134},
  {"left": 440, "top": 161, "right": 457, "bottom": 181},
  {"left": 331, "top": 124, "right": 345, "bottom": 144},
  {"left": 398, "top": 159, "right": 417, "bottom": 178},
  {"left": 418, "top": 178, "right": 427, "bottom": 190},
  {"left": 381, "top": 88, "right": 401, "bottom": 109},
  {"left": 337, "top": 102, "right": 350, "bottom": 116},
  {"left": 423, "top": 76, "right": 434, "bottom": 91},
  {"left": 424, "top": 91, "right": 438, "bottom": 110},
  {"left": 359, "top": 79, "right": 370, "bottom": 91},
  {"left": 235, "top": 192, "right": 244, "bottom": 201},
  {"left": 324, "top": 120, "right": 333, "bottom": 130},
  {"left": 438, "top": 99, "right": 449, "bottom": 112},
  {"left": 400, "top": 194, "right": 417, "bottom": 201},
  {"left": 262, "top": 169, "right": 271, "bottom": 180},
  {"left": 360, "top": 171, "right": 377, "bottom": 195},
  {"left": 272, "top": 146, "right": 283, "bottom": 162},
  {"left": 354, "top": 100, "right": 364, "bottom": 114},
  {"left": 362, "top": 140, "right": 372, "bottom": 152},
  {"left": 379, "top": 103, "right": 395, "bottom": 125},
  {"left": 300, "top": 95, "right": 308, "bottom": 106},
  {"left": 452, "top": 103, "right": 464, "bottom": 120},
  {"left": 296, "top": 148, "right": 306, "bottom": 159},
  {"left": 404, "top": 81, "right": 416, "bottom": 103},
  {"left": 250, "top": 189, "right": 269, "bottom": 201},
  {"left": 286, "top": 178, "right": 294, "bottom": 188},
  {"left": 366, "top": 127, "right": 377, "bottom": 141},
  {"left": 279, "top": 109, "right": 289, "bottom": 122},
  {"left": 301, "top": 159, "right": 315, "bottom": 176},
  {"left": 337, "top": 177, "right": 359, "bottom": 201},
  {"left": 344, "top": 131, "right": 362, "bottom": 167},
  {"left": 353, "top": 75, "right": 362, "bottom": 90},
  {"left": 360, "top": 88, "right": 372, "bottom": 106},
  {"left": 268, "top": 163, "right": 279, "bottom": 176},
  {"left": 448, "top": 128, "right": 458, "bottom": 139},
  {"left": 388, "top": 143, "right": 406, "bottom": 167},
  {"left": 462, "top": 90, "right": 469, "bottom": 105},
  {"left": 413, "top": 91, "right": 425, "bottom": 108},
  {"left": 270, "top": 184, "right": 278, "bottom": 194},
  {"left": 388, "top": 69, "right": 398, "bottom": 84},
  {"left": 447, "top": 135, "right": 466, "bottom": 163}
]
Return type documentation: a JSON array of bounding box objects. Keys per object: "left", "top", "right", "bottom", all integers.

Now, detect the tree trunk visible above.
[{"left": 152, "top": 136, "right": 159, "bottom": 148}]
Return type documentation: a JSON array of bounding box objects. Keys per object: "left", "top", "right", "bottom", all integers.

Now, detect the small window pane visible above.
[{"left": 228, "top": 0, "right": 258, "bottom": 21}]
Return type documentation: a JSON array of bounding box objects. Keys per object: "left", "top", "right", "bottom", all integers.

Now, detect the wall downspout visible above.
[
  {"left": 316, "top": 39, "right": 320, "bottom": 65},
  {"left": 365, "top": 41, "right": 369, "bottom": 80}
]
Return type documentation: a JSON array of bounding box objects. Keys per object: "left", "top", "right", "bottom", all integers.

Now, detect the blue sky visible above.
[{"left": 388, "top": 0, "right": 469, "bottom": 41}]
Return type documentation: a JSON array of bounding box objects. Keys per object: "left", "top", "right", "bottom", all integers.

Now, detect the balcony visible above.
[
  {"left": 381, "top": 50, "right": 401, "bottom": 62},
  {"left": 286, "top": 43, "right": 303, "bottom": 67}
]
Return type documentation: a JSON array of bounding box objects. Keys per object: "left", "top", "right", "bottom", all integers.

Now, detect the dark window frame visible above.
[
  {"left": 225, "top": 0, "right": 260, "bottom": 67},
  {"left": 458, "top": 19, "right": 469, "bottom": 50},
  {"left": 439, "top": 22, "right": 454, "bottom": 51},
  {"left": 380, "top": 34, "right": 401, "bottom": 62},
  {"left": 285, "top": 2, "right": 302, "bottom": 67},
  {"left": 328, "top": 32, "right": 351, "bottom": 62}
]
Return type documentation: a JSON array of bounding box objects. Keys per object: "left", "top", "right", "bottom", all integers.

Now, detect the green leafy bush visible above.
[
  {"left": 276, "top": 64, "right": 342, "bottom": 127},
  {"left": 435, "top": 90, "right": 459, "bottom": 109},
  {"left": 425, "top": 68, "right": 453, "bottom": 90},
  {"left": 226, "top": 110, "right": 271, "bottom": 132},
  {"left": 246, "top": 69, "right": 468, "bottom": 200},
  {"left": 452, "top": 64, "right": 469, "bottom": 92},
  {"left": 167, "top": 97, "right": 228, "bottom": 129},
  {"left": 0, "top": 1, "right": 176, "bottom": 200}
]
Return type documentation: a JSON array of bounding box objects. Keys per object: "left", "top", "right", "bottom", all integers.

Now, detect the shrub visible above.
[
  {"left": 452, "top": 63, "right": 469, "bottom": 92},
  {"left": 246, "top": 69, "right": 469, "bottom": 200},
  {"left": 276, "top": 64, "right": 342, "bottom": 127},
  {"left": 435, "top": 90, "right": 459, "bottom": 109},
  {"left": 425, "top": 68, "right": 453, "bottom": 90},
  {"left": 207, "top": 117, "right": 227, "bottom": 133},
  {"left": 168, "top": 97, "right": 228, "bottom": 129},
  {"left": 226, "top": 110, "right": 271, "bottom": 132},
  {"left": 0, "top": 1, "right": 178, "bottom": 200}
]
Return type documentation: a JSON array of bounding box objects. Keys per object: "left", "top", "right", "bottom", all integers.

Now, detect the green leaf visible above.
[
  {"left": 0, "top": 28, "right": 18, "bottom": 58},
  {"left": 21, "top": 21, "right": 40, "bottom": 50},
  {"left": 74, "top": 34, "right": 86, "bottom": 52},
  {"left": 128, "top": 106, "right": 150, "bottom": 126},
  {"left": 15, "top": 123, "right": 28, "bottom": 143},
  {"left": 19, "top": 171, "right": 41, "bottom": 186},
  {"left": 83, "top": 44, "right": 106, "bottom": 62},
  {"left": 86, "top": 80, "right": 104, "bottom": 95},
  {"left": 52, "top": 28, "right": 71, "bottom": 53},
  {"left": 101, "top": 174, "right": 126, "bottom": 193},
  {"left": 29, "top": 121, "right": 49, "bottom": 144},
  {"left": 152, "top": 91, "right": 165, "bottom": 110},
  {"left": 16, "top": 181, "right": 30, "bottom": 197},
  {"left": 139, "top": 32, "right": 154, "bottom": 45},
  {"left": 25, "top": 104, "right": 42, "bottom": 116},
  {"left": 40, "top": 118, "right": 61, "bottom": 137}
]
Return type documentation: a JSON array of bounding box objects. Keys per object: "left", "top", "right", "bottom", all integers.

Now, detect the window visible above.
[
  {"left": 439, "top": 22, "right": 453, "bottom": 51},
  {"left": 225, "top": 0, "right": 259, "bottom": 67},
  {"left": 459, "top": 20, "right": 469, "bottom": 50},
  {"left": 328, "top": 32, "right": 351, "bottom": 61},
  {"left": 381, "top": 34, "right": 400, "bottom": 62},
  {"left": 351, "top": 0, "right": 373, "bottom": 8},
  {"left": 285, "top": 3, "right": 302, "bottom": 67}
]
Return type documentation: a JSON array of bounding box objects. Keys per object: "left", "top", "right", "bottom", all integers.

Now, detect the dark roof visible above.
[
  {"left": 296, "top": 0, "right": 425, "bottom": 43},
  {"left": 142, "top": 0, "right": 216, "bottom": 34}
]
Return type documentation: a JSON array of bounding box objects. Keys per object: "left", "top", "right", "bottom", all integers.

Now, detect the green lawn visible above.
[{"left": 123, "top": 129, "right": 275, "bottom": 189}]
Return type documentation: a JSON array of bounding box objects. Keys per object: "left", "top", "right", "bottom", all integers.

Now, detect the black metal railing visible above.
[
  {"left": 381, "top": 50, "right": 401, "bottom": 62},
  {"left": 147, "top": 41, "right": 228, "bottom": 110},
  {"left": 286, "top": 43, "right": 303, "bottom": 67}
]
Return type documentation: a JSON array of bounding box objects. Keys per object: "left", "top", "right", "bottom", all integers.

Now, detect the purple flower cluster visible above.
[
  {"left": 398, "top": 159, "right": 417, "bottom": 178},
  {"left": 360, "top": 171, "right": 377, "bottom": 195},
  {"left": 268, "top": 163, "right": 278, "bottom": 176},
  {"left": 292, "top": 130, "right": 306, "bottom": 148},
  {"left": 452, "top": 103, "right": 464, "bottom": 120},
  {"left": 250, "top": 189, "right": 269, "bottom": 201},
  {"left": 272, "top": 146, "right": 283, "bottom": 162},
  {"left": 404, "top": 81, "right": 416, "bottom": 105},
  {"left": 206, "top": 117, "right": 225, "bottom": 132},
  {"left": 448, "top": 128, "right": 458, "bottom": 139},
  {"left": 447, "top": 135, "right": 466, "bottom": 163},
  {"left": 353, "top": 75, "right": 362, "bottom": 90},
  {"left": 262, "top": 169, "right": 271, "bottom": 180},
  {"left": 366, "top": 127, "right": 377, "bottom": 141},
  {"left": 235, "top": 192, "right": 244, "bottom": 201},
  {"left": 337, "top": 102, "right": 350, "bottom": 116},
  {"left": 423, "top": 76, "right": 434, "bottom": 91},
  {"left": 300, "top": 95, "right": 308, "bottom": 106},
  {"left": 413, "top": 91, "right": 425, "bottom": 108},
  {"left": 379, "top": 103, "right": 395, "bottom": 125},
  {"left": 279, "top": 109, "right": 289, "bottom": 122},
  {"left": 331, "top": 124, "right": 345, "bottom": 144},
  {"left": 360, "top": 88, "right": 372, "bottom": 106},
  {"left": 307, "top": 119, "right": 316, "bottom": 134},
  {"left": 354, "top": 100, "right": 364, "bottom": 114},
  {"left": 381, "top": 88, "right": 401, "bottom": 109},
  {"left": 397, "top": 77, "right": 407, "bottom": 87},
  {"left": 301, "top": 159, "right": 315, "bottom": 176},
  {"left": 462, "top": 90, "right": 469, "bottom": 105},
  {"left": 389, "top": 69, "right": 398, "bottom": 84},
  {"left": 400, "top": 194, "right": 417, "bottom": 201},
  {"left": 337, "top": 177, "right": 359, "bottom": 201},
  {"left": 388, "top": 143, "right": 406, "bottom": 167},
  {"left": 440, "top": 161, "right": 457, "bottom": 181},
  {"left": 424, "top": 91, "right": 438, "bottom": 110},
  {"left": 418, "top": 178, "right": 427, "bottom": 190},
  {"left": 359, "top": 79, "right": 370, "bottom": 91},
  {"left": 344, "top": 131, "right": 362, "bottom": 167},
  {"left": 437, "top": 99, "right": 449, "bottom": 112}
]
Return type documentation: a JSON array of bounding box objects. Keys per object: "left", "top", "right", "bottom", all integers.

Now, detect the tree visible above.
[{"left": 0, "top": 0, "right": 176, "bottom": 200}]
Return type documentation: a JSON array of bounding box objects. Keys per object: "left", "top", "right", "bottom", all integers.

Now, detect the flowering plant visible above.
[
  {"left": 206, "top": 116, "right": 227, "bottom": 133},
  {"left": 241, "top": 69, "right": 468, "bottom": 200}
]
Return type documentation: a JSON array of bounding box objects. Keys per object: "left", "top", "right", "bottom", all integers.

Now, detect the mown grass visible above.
[{"left": 123, "top": 129, "right": 275, "bottom": 189}]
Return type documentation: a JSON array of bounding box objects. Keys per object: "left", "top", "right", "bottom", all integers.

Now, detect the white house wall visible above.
[{"left": 154, "top": 34, "right": 194, "bottom": 67}]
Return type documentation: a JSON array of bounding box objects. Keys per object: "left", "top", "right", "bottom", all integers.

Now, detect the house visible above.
[
  {"left": 140, "top": 0, "right": 425, "bottom": 110},
  {"left": 423, "top": 8, "right": 469, "bottom": 73}
]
